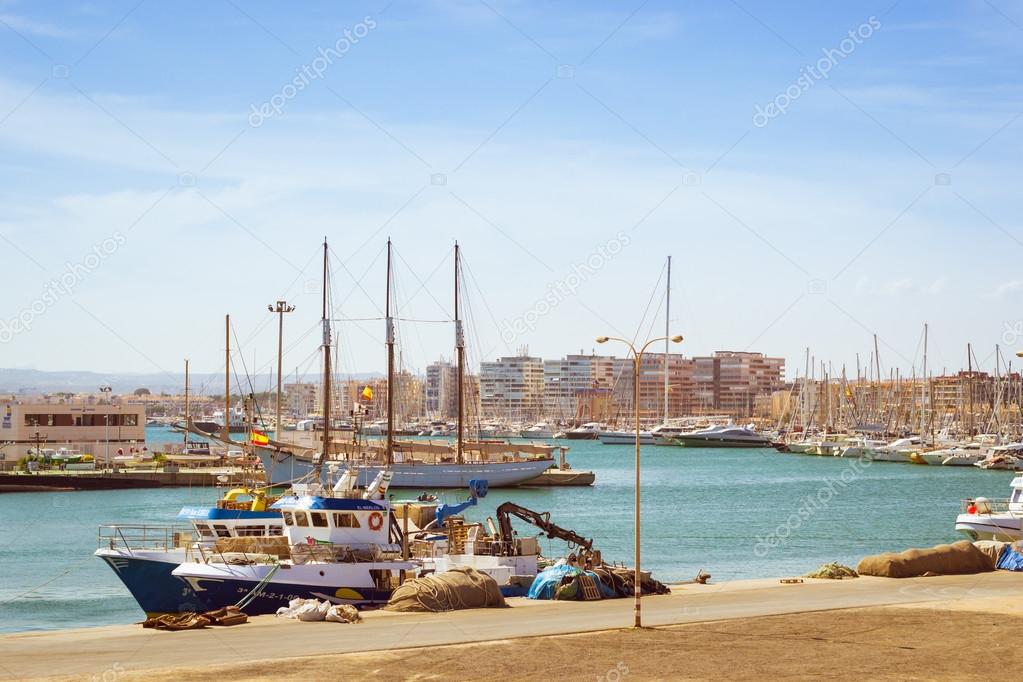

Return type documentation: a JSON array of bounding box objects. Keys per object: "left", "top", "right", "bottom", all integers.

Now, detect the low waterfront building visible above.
[{"left": 0, "top": 398, "right": 146, "bottom": 467}]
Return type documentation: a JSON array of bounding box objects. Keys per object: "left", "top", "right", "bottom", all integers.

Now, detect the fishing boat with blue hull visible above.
[
  {"left": 95, "top": 488, "right": 285, "bottom": 615},
  {"left": 171, "top": 471, "right": 416, "bottom": 615}
]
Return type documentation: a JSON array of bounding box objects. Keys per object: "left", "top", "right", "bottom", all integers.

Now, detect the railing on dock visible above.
[{"left": 97, "top": 524, "right": 196, "bottom": 554}]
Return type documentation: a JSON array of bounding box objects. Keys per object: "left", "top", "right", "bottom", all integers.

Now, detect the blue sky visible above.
[{"left": 1, "top": 0, "right": 1022, "bottom": 386}]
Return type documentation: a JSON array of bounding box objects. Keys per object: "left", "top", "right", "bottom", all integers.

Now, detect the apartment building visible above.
[{"left": 479, "top": 355, "right": 544, "bottom": 421}]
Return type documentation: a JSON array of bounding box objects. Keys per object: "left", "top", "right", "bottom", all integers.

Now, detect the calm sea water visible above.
[{"left": 0, "top": 431, "right": 1013, "bottom": 633}]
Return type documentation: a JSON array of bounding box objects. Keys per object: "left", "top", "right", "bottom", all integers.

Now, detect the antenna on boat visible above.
[{"left": 183, "top": 358, "right": 189, "bottom": 449}]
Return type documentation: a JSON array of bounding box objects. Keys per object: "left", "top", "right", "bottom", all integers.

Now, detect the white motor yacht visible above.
[
  {"left": 955, "top": 474, "right": 1023, "bottom": 541},
  {"left": 866, "top": 436, "right": 924, "bottom": 463},
  {"left": 520, "top": 423, "right": 555, "bottom": 439},
  {"left": 673, "top": 424, "right": 772, "bottom": 448},
  {"left": 564, "top": 422, "right": 603, "bottom": 440},
  {"left": 838, "top": 437, "right": 888, "bottom": 458}
]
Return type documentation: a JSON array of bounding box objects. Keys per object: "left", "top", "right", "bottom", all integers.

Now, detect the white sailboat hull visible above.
[{"left": 258, "top": 450, "right": 553, "bottom": 488}]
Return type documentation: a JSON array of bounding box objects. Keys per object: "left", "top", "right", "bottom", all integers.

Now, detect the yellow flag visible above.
[{"left": 361, "top": 386, "right": 374, "bottom": 401}]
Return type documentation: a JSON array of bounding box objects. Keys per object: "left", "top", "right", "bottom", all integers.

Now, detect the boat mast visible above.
[
  {"left": 967, "top": 342, "right": 974, "bottom": 438},
  {"left": 873, "top": 334, "right": 881, "bottom": 426},
  {"left": 455, "top": 242, "right": 465, "bottom": 465},
  {"left": 663, "top": 255, "right": 671, "bottom": 424},
  {"left": 922, "top": 323, "right": 928, "bottom": 435},
  {"left": 385, "top": 239, "right": 395, "bottom": 466},
  {"left": 223, "top": 314, "right": 230, "bottom": 442},
  {"left": 321, "top": 239, "right": 332, "bottom": 471},
  {"left": 183, "top": 358, "right": 189, "bottom": 448}
]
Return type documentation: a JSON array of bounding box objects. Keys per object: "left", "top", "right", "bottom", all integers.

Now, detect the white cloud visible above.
[
  {"left": 988, "top": 280, "right": 1023, "bottom": 298},
  {"left": 0, "top": 13, "right": 74, "bottom": 38}
]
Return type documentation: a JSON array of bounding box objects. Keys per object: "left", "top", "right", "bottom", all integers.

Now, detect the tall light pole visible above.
[
  {"left": 269, "top": 300, "right": 295, "bottom": 442},
  {"left": 596, "top": 333, "right": 683, "bottom": 628},
  {"left": 99, "top": 384, "right": 112, "bottom": 463}
]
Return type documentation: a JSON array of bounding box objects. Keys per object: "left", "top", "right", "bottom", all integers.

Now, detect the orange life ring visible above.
[{"left": 368, "top": 511, "right": 384, "bottom": 531}]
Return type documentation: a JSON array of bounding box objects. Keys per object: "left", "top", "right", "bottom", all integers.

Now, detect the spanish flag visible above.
[
  {"left": 250, "top": 429, "right": 270, "bottom": 446},
  {"left": 361, "top": 385, "right": 374, "bottom": 401}
]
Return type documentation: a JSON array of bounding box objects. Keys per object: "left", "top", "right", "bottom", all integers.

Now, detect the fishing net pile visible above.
[
  {"left": 142, "top": 606, "right": 248, "bottom": 630},
  {"left": 385, "top": 567, "right": 506, "bottom": 612},
  {"left": 857, "top": 541, "right": 998, "bottom": 578},
  {"left": 804, "top": 563, "right": 858, "bottom": 579},
  {"left": 214, "top": 536, "right": 291, "bottom": 558}
]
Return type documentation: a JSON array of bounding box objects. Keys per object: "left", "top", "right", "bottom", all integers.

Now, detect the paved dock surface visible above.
[{"left": 2, "top": 572, "right": 1021, "bottom": 680}]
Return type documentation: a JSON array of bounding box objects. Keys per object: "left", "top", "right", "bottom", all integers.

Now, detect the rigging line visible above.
[
  {"left": 393, "top": 245, "right": 452, "bottom": 319},
  {"left": 192, "top": 313, "right": 278, "bottom": 397},
  {"left": 460, "top": 264, "right": 488, "bottom": 431},
  {"left": 641, "top": 286, "right": 667, "bottom": 350},
  {"left": 329, "top": 242, "right": 386, "bottom": 317},
  {"left": 332, "top": 317, "right": 386, "bottom": 322},
  {"left": 397, "top": 318, "right": 452, "bottom": 323},
  {"left": 460, "top": 254, "right": 512, "bottom": 359},
  {"left": 630, "top": 260, "right": 667, "bottom": 347},
  {"left": 226, "top": 318, "right": 322, "bottom": 386},
  {"left": 276, "top": 243, "right": 323, "bottom": 301},
  {"left": 229, "top": 329, "right": 264, "bottom": 427},
  {"left": 391, "top": 264, "right": 429, "bottom": 386}
]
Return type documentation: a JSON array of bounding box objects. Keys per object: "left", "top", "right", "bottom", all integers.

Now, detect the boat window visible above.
[
  {"left": 332, "top": 512, "right": 361, "bottom": 528},
  {"left": 295, "top": 512, "right": 309, "bottom": 527},
  {"left": 1012, "top": 490, "right": 1021, "bottom": 503},
  {"left": 311, "top": 512, "right": 329, "bottom": 528},
  {"left": 269, "top": 526, "right": 283, "bottom": 536},
  {"left": 213, "top": 524, "right": 230, "bottom": 538},
  {"left": 283, "top": 512, "right": 294, "bottom": 525},
  {"left": 195, "top": 523, "right": 214, "bottom": 538}
]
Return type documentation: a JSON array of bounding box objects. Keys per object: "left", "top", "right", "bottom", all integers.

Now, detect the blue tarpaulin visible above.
[
  {"left": 527, "top": 565, "right": 580, "bottom": 600},
  {"left": 996, "top": 544, "right": 1023, "bottom": 571},
  {"left": 527, "top": 565, "right": 618, "bottom": 600}
]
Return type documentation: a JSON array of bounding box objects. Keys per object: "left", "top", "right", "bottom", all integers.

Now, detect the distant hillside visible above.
[{"left": 0, "top": 369, "right": 382, "bottom": 396}]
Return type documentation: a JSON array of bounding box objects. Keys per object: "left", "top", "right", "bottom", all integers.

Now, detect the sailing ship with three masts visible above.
[{"left": 254, "top": 239, "right": 556, "bottom": 488}]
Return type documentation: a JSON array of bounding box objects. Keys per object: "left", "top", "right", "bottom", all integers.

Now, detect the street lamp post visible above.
[
  {"left": 99, "top": 385, "right": 112, "bottom": 463},
  {"left": 268, "top": 301, "right": 295, "bottom": 442},
  {"left": 596, "top": 333, "right": 683, "bottom": 628}
]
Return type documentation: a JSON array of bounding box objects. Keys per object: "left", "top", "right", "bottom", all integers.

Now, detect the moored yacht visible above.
[
  {"left": 520, "top": 423, "right": 555, "bottom": 439},
  {"left": 673, "top": 424, "right": 772, "bottom": 448},
  {"left": 564, "top": 422, "right": 603, "bottom": 440},
  {"left": 955, "top": 474, "right": 1023, "bottom": 541}
]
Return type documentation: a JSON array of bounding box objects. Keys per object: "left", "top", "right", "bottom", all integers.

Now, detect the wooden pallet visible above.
[{"left": 578, "top": 574, "right": 602, "bottom": 601}]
